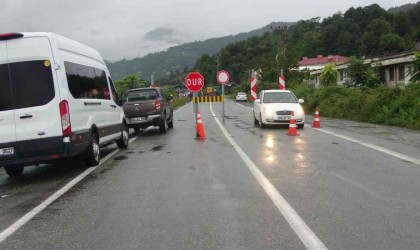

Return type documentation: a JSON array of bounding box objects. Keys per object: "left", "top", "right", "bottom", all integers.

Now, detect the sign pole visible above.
[
  {"left": 193, "top": 92, "right": 198, "bottom": 124},
  {"left": 216, "top": 70, "right": 230, "bottom": 124},
  {"left": 222, "top": 84, "right": 225, "bottom": 124}
]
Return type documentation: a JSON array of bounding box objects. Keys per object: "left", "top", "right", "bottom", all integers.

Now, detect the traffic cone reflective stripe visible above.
[
  {"left": 313, "top": 106, "right": 321, "bottom": 128},
  {"left": 196, "top": 112, "right": 206, "bottom": 140},
  {"left": 288, "top": 112, "right": 298, "bottom": 136}
]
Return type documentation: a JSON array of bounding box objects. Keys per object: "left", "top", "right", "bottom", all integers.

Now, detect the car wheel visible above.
[
  {"left": 168, "top": 111, "right": 174, "bottom": 129},
  {"left": 159, "top": 116, "right": 167, "bottom": 133},
  {"left": 4, "top": 165, "right": 24, "bottom": 177},
  {"left": 298, "top": 124, "right": 305, "bottom": 129},
  {"left": 259, "top": 114, "right": 265, "bottom": 129},
  {"left": 85, "top": 132, "right": 100, "bottom": 166},
  {"left": 253, "top": 111, "right": 258, "bottom": 125},
  {"left": 117, "top": 123, "right": 129, "bottom": 149}
]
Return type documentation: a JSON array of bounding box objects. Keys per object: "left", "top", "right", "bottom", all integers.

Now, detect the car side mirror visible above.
[
  {"left": 254, "top": 99, "right": 261, "bottom": 103},
  {"left": 298, "top": 99, "right": 304, "bottom": 104}
]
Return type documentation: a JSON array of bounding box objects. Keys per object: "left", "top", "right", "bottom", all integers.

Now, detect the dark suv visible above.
[{"left": 122, "top": 88, "right": 174, "bottom": 133}]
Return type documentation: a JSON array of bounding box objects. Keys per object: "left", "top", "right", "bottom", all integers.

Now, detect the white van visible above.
[{"left": 0, "top": 32, "right": 128, "bottom": 176}]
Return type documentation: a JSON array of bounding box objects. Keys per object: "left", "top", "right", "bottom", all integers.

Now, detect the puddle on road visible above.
[
  {"left": 167, "top": 152, "right": 172, "bottom": 154},
  {"left": 138, "top": 151, "right": 144, "bottom": 154},
  {"left": 332, "top": 142, "right": 339, "bottom": 145},
  {"left": 151, "top": 145, "right": 164, "bottom": 151},
  {"left": 126, "top": 151, "right": 135, "bottom": 154},
  {"left": 177, "top": 119, "right": 187, "bottom": 122},
  {"left": 114, "top": 156, "right": 128, "bottom": 161}
]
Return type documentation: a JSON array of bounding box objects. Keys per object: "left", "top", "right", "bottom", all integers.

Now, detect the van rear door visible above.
[
  {"left": 0, "top": 42, "right": 17, "bottom": 160},
  {"left": 7, "top": 36, "right": 63, "bottom": 158}
]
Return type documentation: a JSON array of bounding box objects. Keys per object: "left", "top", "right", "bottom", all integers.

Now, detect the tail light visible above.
[
  {"left": 59, "top": 100, "right": 72, "bottom": 136},
  {"left": 0, "top": 33, "right": 24, "bottom": 41},
  {"left": 155, "top": 100, "right": 161, "bottom": 110}
]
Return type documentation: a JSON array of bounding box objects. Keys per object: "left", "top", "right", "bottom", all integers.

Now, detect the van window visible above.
[
  {"left": 0, "top": 64, "right": 13, "bottom": 111},
  {"left": 65, "top": 62, "right": 110, "bottom": 100},
  {"left": 108, "top": 77, "right": 121, "bottom": 105},
  {"left": 9, "top": 60, "right": 55, "bottom": 110}
]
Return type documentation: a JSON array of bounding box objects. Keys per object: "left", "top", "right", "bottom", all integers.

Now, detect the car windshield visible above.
[
  {"left": 238, "top": 92, "right": 246, "bottom": 96},
  {"left": 127, "top": 89, "right": 158, "bottom": 102},
  {"left": 263, "top": 92, "right": 297, "bottom": 103}
]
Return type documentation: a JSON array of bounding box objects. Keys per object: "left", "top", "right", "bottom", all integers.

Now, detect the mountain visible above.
[
  {"left": 106, "top": 22, "right": 292, "bottom": 81},
  {"left": 388, "top": 1, "right": 419, "bottom": 13}
]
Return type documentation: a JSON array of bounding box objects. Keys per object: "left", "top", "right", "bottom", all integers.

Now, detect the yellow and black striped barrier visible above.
[{"left": 193, "top": 96, "right": 224, "bottom": 103}]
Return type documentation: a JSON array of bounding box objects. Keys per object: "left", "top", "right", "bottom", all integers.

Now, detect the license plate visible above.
[
  {"left": 132, "top": 117, "right": 145, "bottom": 121},
  {"left": 278, "top": 115, "right": 291, "bottom": 120},
  {"left": 0, "top": 147, "right": 14, "bottom": 156}
]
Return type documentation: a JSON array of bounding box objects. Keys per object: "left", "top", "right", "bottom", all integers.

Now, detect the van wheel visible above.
[
  {"left": 117, "top": 123, "right": 129, "bottom": 149},
  {"left": 159, "top": 117, "right": 167, "bottom": 133},
  {"left": 4, "top": 165, "right": 24, "bottom": 177},
  {"left": 85, "top": 132, "right": 100, "bottom": 166},
  {"left": 298, "top": 124, "right": 305, "bottom": 129}
]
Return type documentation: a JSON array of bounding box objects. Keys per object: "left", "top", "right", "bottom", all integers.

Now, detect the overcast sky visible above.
[{"left": 1, "top": 0, "right": 415, "bottom": 61}]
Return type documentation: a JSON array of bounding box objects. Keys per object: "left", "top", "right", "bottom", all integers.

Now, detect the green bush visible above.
[{"left": 289, "top": 84, "right": 420, "bottom": 130}]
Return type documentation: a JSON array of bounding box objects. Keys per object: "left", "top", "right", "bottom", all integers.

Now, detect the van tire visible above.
[
  {"left": 4, "top": 165, "right": 24, "bottom": 177},
  {"left": 159, "top": 117, "right": 167, "bottom": 133},
  {"left": 85, "top": 132, "right": 100, "bottom": 166},
  {"left": 117, "top": 123, "right": 129, "bottom": 149}
]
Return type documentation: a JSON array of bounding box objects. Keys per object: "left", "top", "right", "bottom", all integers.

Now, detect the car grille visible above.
[{"left": 276, "top": 111, "right": 292, "bottom": 115}]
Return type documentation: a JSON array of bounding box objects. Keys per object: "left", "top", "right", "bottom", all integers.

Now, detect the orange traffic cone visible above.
[
  {"left": 196, "top": 112, "right": 206, "bottom": 140},
  {"left": 313, "top": 106, "right": 321, "bottom": 128},
  {"left": 288, "top": 112, "right": 298, "bottom": 136}
]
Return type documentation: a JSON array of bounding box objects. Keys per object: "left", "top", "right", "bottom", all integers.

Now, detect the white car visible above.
[
  {"left": 0, "top": 32, "right": 128, "bottom": 176},
  {"left": 253, "top": 90, "right": 305, "bottom": 128},
  {"left": 236, "top": 92, "right": 247, "bottom": 102}
]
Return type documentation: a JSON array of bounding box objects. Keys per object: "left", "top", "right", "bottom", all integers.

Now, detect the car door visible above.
[
  {"left": 8, "top": 37, "right": 63, "bottom": 158},
  {"left": 0, "top": 42, "right": 17, "bottom": 159}
]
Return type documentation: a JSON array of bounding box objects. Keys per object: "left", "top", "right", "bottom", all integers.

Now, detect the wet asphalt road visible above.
[{"left": 1, "top": 100, "right": 420, "bottom": 249}]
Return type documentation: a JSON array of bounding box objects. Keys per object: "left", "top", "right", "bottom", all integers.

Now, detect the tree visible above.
[
  {"left": 345, "top": 57, "right": 381, "bottom": 88},
  {"left": 321, "top": 63, "right": 338, "bottom": 86},
  {"left": 378, "top": 34, "right": 406, "bottom": 54},
  {"left": 114, "top": 74, "right": 148, "bottom": 95},
  {"left": 409, "top": 52, "right": 420, "bottom": 84}
]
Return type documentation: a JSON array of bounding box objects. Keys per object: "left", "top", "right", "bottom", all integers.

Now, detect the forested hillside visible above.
[
  {"left": 106, "top": 22, "right": 292, "bottom": 81},
  {"left": 191, "top": 3, "right": 420, "bottom": 87}
]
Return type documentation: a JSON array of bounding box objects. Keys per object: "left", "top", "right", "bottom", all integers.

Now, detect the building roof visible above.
[{"left": 298, "top": 55, "right": 348, "bottom": 66}]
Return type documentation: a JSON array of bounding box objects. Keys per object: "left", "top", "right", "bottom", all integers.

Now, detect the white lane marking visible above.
[
  {"left": 0, "top": 136, "right": 139, "bottom": 243},
  {"left": 209, "top": 103, "right": 327, "bottom": 250},
  {"left": 233, "top": 100, "right": 420, "bottom": 166},
  {"left": 313, "top": 128, "right": 420, "bottom": 166}
]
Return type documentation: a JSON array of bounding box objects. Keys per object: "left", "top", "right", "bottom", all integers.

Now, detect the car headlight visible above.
[
  {"left": 295, "top": 106, "right": 304, "bottom": 116},
  {"left": 264, "top": 107, "right": 275, "bottom": 115}
]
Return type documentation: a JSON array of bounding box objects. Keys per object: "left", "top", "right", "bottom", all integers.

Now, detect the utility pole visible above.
[{"left": 272, "top": 25, "right": 288, "bottom": 87}]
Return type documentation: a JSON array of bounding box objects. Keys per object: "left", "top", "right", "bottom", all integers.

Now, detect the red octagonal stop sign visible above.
[{"left": 185, "top": 72, "right": 205, "bottom": 92}]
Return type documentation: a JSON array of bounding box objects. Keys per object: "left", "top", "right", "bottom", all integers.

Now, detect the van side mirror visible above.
[
  {"left": 254, "top": 99, "right": 261, "bottom": 103},
  {"left": 121, "top": 93, "right": 127, "bottom": 104},
  {"left": 298, "top": 99, "right": 304, "bottom": 104}
]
